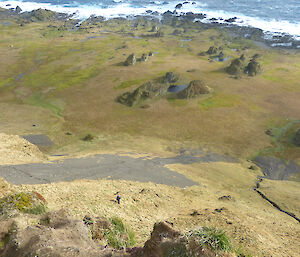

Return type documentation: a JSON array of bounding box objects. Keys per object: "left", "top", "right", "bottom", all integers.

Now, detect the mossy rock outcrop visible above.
[
  {"left": 124, "top": 53, "right": 136, "bottom": 66},
  {"left": 206, "top": 46, "right": 219, "bottom": 55},
  {"left": 245, "top": 60, "right": 261, "bottom": 76},
  {"left": 226, "top": 56, "right": 245, "bottom": 75},
  {"left": 26, "top": 8, "right": 61, "bottom": 21},
  {"left": 117, "top": 81, "right": 169, "bottom": 107},
  {"left": 177, "top": 80, "right": 211, "bottom": 99},
  {"left": 293, "top": 129, "right": 300, "bottom": 147},
  {"left": 162, "top": 72, "right": 179, "bottom": 83}
]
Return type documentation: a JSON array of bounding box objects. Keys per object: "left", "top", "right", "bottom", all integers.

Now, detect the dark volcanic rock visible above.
[
  {"left": 124, "top": 53, "right": 136, "bottom": 66},
  {"left": 15, "top": 6, "right": 22, "bottom": 13},
  {"left": 245, "top": 59, "right": 261, "bottom": 76},
  {"left": 293, "top": 129, "right": 300, "bottom": 146},
  {"left": 177, "top": 80, "right": 211, "bottom": 99},
  {"left": 225, "top": 17, "right": 237, "bottom": 23},
  {"left": 175, "top": 3, "right": 183, "bottom": 9}
]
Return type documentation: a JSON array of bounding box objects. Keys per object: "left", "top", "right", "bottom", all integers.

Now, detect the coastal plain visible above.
[{"left": 0, "top": 8, "right": 300, "bottom": 256}]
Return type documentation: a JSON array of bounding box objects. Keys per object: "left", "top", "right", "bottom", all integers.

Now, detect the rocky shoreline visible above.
[{"left": 1, "top": 5, "right": 300, "bottom": 49}]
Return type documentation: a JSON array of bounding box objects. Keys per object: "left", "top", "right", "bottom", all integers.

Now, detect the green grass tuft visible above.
[{"left": 187, "top": 227, "right": 231, "bottom": 252}]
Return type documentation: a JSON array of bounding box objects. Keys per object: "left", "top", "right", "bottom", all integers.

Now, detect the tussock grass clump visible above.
[
  {"left": 0, "top": 192, "right": 47, "bottom": 216},
  {"left": 87, "top": 216, "right": 135, "bottom": 249},
  {"left": 104, "top": 217, "right": 135, "bottom": 249},
  {"left": 186, "top": 227, "right": 231, "bottom": 252}
]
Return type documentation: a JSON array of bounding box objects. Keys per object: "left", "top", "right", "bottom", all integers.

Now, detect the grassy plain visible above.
[{"left": 1, "top": 19, "right": 299, "bottom": 162}]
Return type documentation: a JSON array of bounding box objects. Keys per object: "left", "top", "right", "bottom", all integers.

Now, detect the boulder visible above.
[
  {"left": 163, "top": 72, "right": 179, "bottom": 83},
  {"left": 15, "top": 6, "right": 22, "bottom": 13},
  {"left": 206, "top": 46, "right": 218, "bottom": 55},
  {"left": 293, "top": 129, "right": 300, "bottom": 147},
  {"left": 177, "top": 80, "right": 211, "bottom": 99},
  {"left": 217, "top": 51, "right": 225, "bottom": 61},
  {"left": 239, "top": 54, "right": 246, "bottom": 61},
  {"left": 225, "top": 17, "right": 237, "bottom": 23},
  {"left": 141, "top": 53, "right": 149, "bottom": 62},
  {"left": 244, "top": 60, "right": 261, "bottom": 76},
  {"left": 151, "top": 25, "right": 159, "bottom": 32},
  {"left": 124, "top": 53, "right": 136, "bottom": 66},
  {"left": 175, "top": 3, "right": 183, "bottom": 9},
  {"left": 226, "top": 57, "right": 245, "bottom": 76}
]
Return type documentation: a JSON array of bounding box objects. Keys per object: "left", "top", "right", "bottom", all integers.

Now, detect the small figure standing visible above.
[{"left": 116, "top": 195, "right": 121, "bottom": 204}]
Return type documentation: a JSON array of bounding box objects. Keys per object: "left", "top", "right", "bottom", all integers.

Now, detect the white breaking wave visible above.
[
  {"left": 199, "top": 8, "right": 300, "bottom": 40},
  {"left": 0, "top": 0, "right": 300, "bottom": 39}
]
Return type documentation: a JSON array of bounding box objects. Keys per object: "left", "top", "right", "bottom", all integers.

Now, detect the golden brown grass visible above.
[{"left": 0, "top": 161, "right": 296, "bottom": 256}]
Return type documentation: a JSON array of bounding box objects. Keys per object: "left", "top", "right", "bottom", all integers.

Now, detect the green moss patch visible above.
[{"left": 186, "top": 227, "right": 231, "bottom": 252}]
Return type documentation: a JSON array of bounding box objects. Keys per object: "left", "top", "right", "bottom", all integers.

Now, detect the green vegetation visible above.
[
  {"left": 104, "top": 217, "right": 135, "bottom": 249},
  {"left": 0, "top": 234, "right": 10, "bottom": 249},
  {"left": 186, "top": 227, "right": 231, "bottom": 252},
  {"left": 251, "top": 119, "right": 300, "bottom": 160},
  {"left": 23, "top": 202, "right": 47, "bottom": 215},
  {"left": 198, "top": 94, "right": 240, "bottom": 110},
  {"left": 0, "top": 192, "right": 47, "bottom": 216},
  {"left": 167, "top": 98, "right": 188, "bottom": 107},
  {"left": 115, "top": 78, "right": 147, "bottom": 90},
  {"left": 24, "top": 94, "right": 63, "bottom": 116}
]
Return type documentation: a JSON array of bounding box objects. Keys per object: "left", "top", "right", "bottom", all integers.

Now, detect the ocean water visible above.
[{"left": 0, "top": 0, "right": 300, "bottom": 38}]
